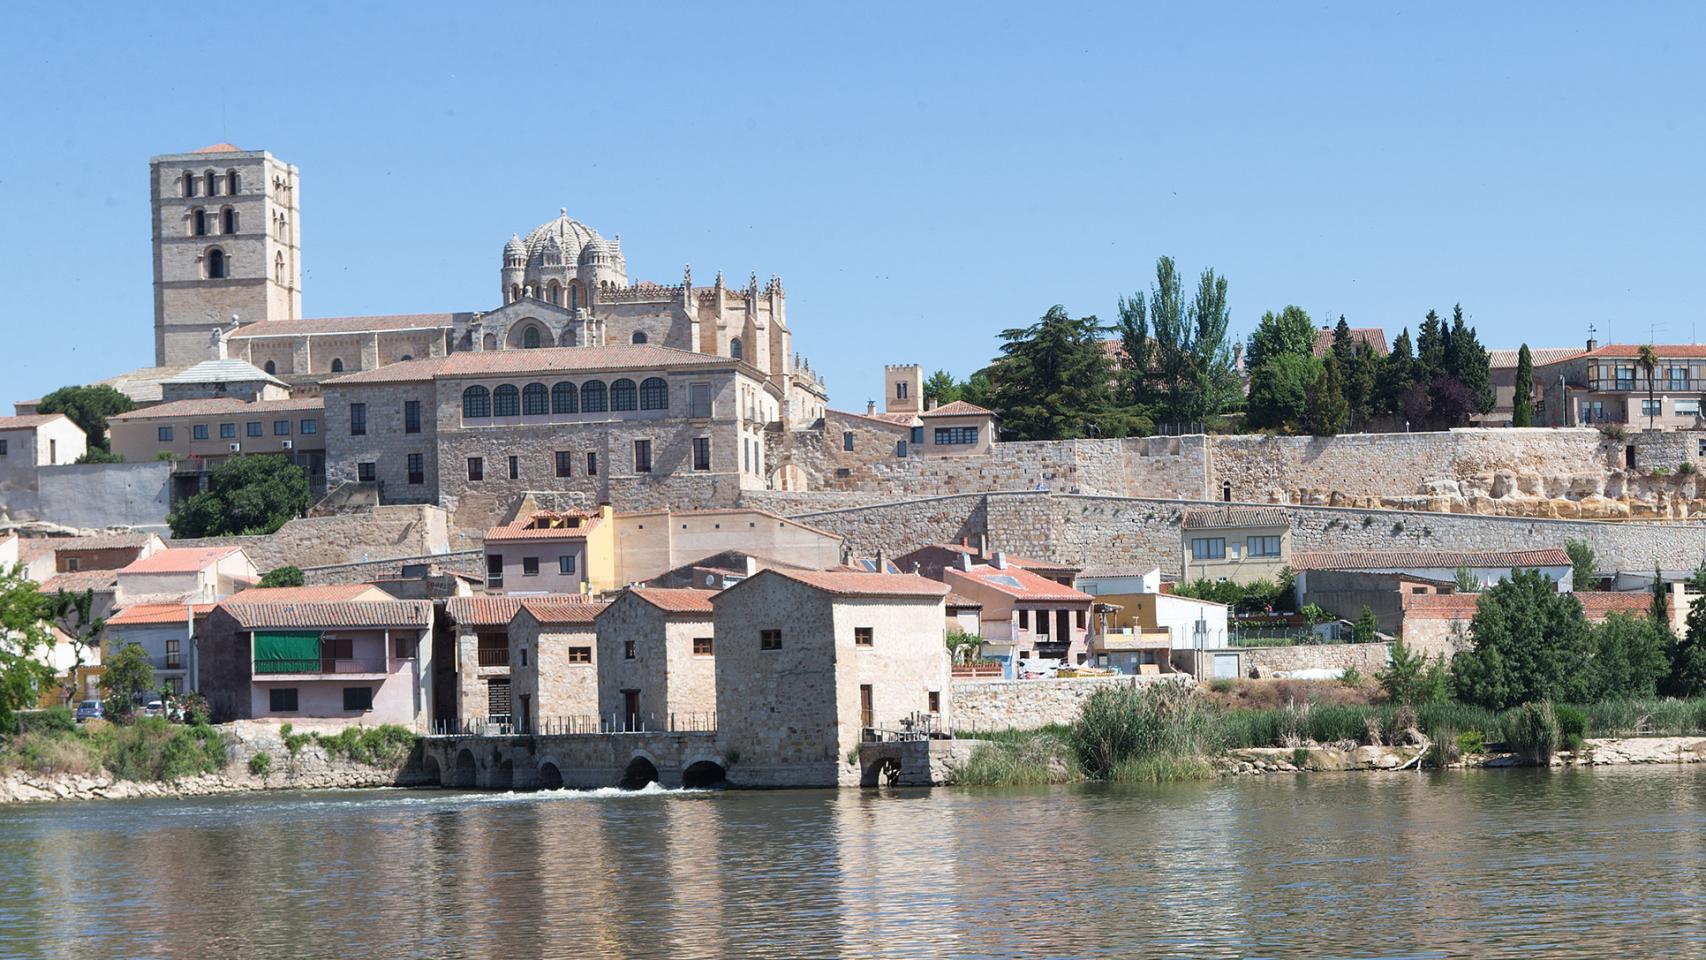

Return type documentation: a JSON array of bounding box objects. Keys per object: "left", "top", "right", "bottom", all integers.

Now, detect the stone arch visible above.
[
  {"left": 493, "top": 756, "right": 514, "bottom": 791},
  {"left": 619, "top": 753, "right": 660, "bottom": 790},
  {"left": 859, "top": 755, "right": 902, "bottom": 788},
  {"left": 483, "top": 333, "right": 498, "bottom": 351},
  {"left": 508, "top": 319, "right": 549, "bottom": 350},
  {"left": 682, "top": 759, "right": 727, "bottom": 789},
  {"left": 422, "top": 754, "right": 442, "bottom": 786},
  {"left": 451, "top": 748, "right": 477, "bottom": 788},
  {"left": 538, "top": 760, "right": 564, "bottom": 790}
]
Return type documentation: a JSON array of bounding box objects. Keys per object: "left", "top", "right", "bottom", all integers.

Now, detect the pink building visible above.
[{"left": 943, "top": 555, "right": 1096, "bottom": 669}]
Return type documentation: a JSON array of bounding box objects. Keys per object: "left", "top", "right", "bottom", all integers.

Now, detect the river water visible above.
[{"left": 3, "top": 766, "right": 1706, "bottom": 959}]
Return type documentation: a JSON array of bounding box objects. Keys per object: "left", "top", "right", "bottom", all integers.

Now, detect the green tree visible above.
[
  {"left": 0, "top": 565, "right": 57, "bottom": 731},
  {"left": 1303, "top": 353, "right": 1349, "bottom": 437},
  {"left": 1652, "top": 565, "right": 1670, "bottom": 630},
  {"left": 1378, "top": 638, "right": 1437, "bottom": 704},
  {"left": 922, "top": 370, "right": 961, "bottom": 407},
  {"left": 1454, "top": 565, "right": 1479, "bottom": 593},
  {"left": 1378, "top": 328, "right": 1416, "bottom": 420},
  {"left": 75, "top": 449, "right": 126, "bottom": 464},
  {"left": 1637, "top": 344, "right": 1660, "bottom": 431},
  {"left": 1450, "top": 569, "right": 1596, "bottom": 709},
  {"left": 37, "top": 384, "right": 136, "bottom": 452},
  {"left": 1118, "top": 258, "right": 1237, "bottom": 425},
  {"left": 1591, "top": 612, "right": 1669, "bottom": 700},
  {"left": 1565, "top": 539, "right": 1597, "bottom": 591},
  {"left": 1353, "top": 606, "right": 1378, "bottom": 644},
  {"left": 1670, "top": 594, "right": 1706, "bottom": 696},
  {"left": 989, "top": 306, "right": 1137, "bottom": 441},
  {"left": 1343, "top": 340, "right": 1380, "bottom": 431},
  {"left": 1511, "top": 344, "right": 1535, "bottom": 427},
  {"left": 258, "top": 566, "right": 306, "bottom": 589},
  {"left": 958, "top": 372, "right": 994, "bottom": 410},
  {"left": 1245, "top": 353, "right": 1320, "bottom": 431},
  {"left": 1445, "top": 305, "right": 1495, "bottom": 416},
  {"left": 100, "top": 643, "right": 155, "bottom": 716},
  {"left": 168, "top": 454, "right": 311, "bottom": 538},
  {"left": 1245, "top": 305, "right": 1317, "bottom": 371},
  {"left": 39, "top": 587, "right": 105, "bottom": 708}
]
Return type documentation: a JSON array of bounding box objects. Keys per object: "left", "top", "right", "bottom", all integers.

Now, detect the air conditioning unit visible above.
[
  {"left": 281, "top": 440, "right": 293, "bottom": 449},
  {"left": 228, "top": 442, "right": 242, "bottom": 453}
]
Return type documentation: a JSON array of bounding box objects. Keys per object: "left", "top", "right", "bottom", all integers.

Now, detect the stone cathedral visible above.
[{"left": 148, "top": 144, "right": 829, "bottom": 424}]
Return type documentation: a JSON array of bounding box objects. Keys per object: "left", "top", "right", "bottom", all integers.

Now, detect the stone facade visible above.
[
  {"left": 948, "top": 675, "right": 1185, "bottom": 732},
  {"left": 170, "top": 504, "right": 450, "bottom": 571},
  {"left": 594, "top": 590, "right": 717, "bottom": 730},
  {"left": 1220, "top": 642, "right": 1395, "bottom": 679},
  {"left": 508, "top": 606, "right": 603, "bottom": 730}
]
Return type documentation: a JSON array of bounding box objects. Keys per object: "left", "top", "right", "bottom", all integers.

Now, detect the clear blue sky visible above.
[{"left": 3, "top": 3, "right": 1703, "bottom": 407}]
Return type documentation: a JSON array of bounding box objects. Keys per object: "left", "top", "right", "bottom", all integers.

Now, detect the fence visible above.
[
  {"left": 861, "top": 712, "right": 947, "bottom": 743},
  {"left": 427, "top": 713, "right": 716, "bottom": 738}
]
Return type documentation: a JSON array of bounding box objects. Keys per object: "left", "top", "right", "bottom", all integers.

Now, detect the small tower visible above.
[
  {"left": 501, "top": 235, "right": 526, "bottom": 303},
  {"left": 885, "top": 364, "right": 923, "bottom": 414}
]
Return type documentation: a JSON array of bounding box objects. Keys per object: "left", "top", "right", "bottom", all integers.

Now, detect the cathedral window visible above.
[
  {"left": 639, "top": 377, "right": 669, "bottom": 411},
  {"left": 222, "top": 207, "right": 237, "bottom": 234},
  {"left": 547, "top": 281, "right": 561, "bottom": 305},
  {"left": 730, "top": 338, "right": 742, "bottom": 361},
  {"left": 192, "top": 208, "right": 207, "bottom": 236},
  {"left": 182, "top": 171, "right": 196, "bottom": 197},
  {"left": 204, "top": 170, "right": 218, "bottom": 196},
  {"left": 275, "top": 253, "right": 285, "bottom": 285},
  {"left": 226, "top": 170, "right": 239, "bottom": 194},
  {"left": 570, "top": 285, "right": 579, "bottom": 311},
  {"left": 522, "top": 383, "right": 549, "bottom": 416},
  {"left": 330, "top": 358, "right": 344, "bottom": 373},
  {"left": 551, "top": 382, "right": 578, "bottom": 414},
  {"left": 610, "top": 379, "right": 637, "bottom": 412},
  {"left": 462, "top": 386, "right": 491, "bottom": 419},
  {"left": 493, "top": 384, "right": 521, "bottom": 417},
  {"left": 632, "top": 332, "right": 648, "bottom": 345},
  {"left": 205, "top": 247, "right": 227, "bottom": 279},
  {"left": 509, "top": 285, "right": 521, "bottom": 304},
  {"left": 522, "top": 326, "right": 541, "bottom": 349},
  {"left": 580, "top": 381, "right": 608, "bottom": 413}
]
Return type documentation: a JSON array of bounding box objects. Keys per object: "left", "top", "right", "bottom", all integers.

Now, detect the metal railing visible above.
[
  {"left": 604, "top": 712, "right": 717, "bottom": 734},
  {"left": 1588, "top": 377, "right": 1705, "bottom": 393},
  {"left": 426, "top": 713, "right": 717, "bottom": 738},
  {"left": 476, "top": 647, "right": 509, "bottom": 667},
  {"left": 253, "top": 657, "right": 388, "bottom": 675},
  {"left": 861, "top": 712, "right": 947, "bottom": 743}
]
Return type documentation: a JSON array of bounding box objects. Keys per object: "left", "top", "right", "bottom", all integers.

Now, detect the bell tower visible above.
[{"left": 150, "top": 144, "right": 301, "bottom": 366}]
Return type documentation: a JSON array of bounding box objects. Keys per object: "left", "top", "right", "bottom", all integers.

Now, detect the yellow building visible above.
[{"left": 1179, "top": 506, "right": 1291, "bottom": 585}]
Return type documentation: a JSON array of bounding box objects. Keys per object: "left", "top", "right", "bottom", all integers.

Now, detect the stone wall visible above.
[
  {"left": 949, "top": 675, "right": 1185, "bottom": 732},
  {"left": 172, "top": 504, "right": 451, "bottom": 571},
  {"left": 1231, "top": 642, "right": 1394, "bottom": 678},
  {"left": 301, "top": 550, "right": 486, "bottom": 585},
  {"left": 33, "top": 461, "right": 173, "bottom": 532}
]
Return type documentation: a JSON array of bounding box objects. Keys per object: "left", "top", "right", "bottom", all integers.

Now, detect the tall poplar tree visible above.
[{"left": 1304, "top": 353, "right": 1349, "bottom": 437}]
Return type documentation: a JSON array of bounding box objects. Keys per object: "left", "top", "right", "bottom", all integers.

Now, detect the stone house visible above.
[
  {"left": 711, "top": 568, "right": 951, "bottom": 788},
  {"left": 440, "top": 593, "right": 583, "bottom": 731},
  {"left": 942, "top": 555, "right": 1096, "bottom": 668},
  {"left": 200, "top": 592, "right": 434, "bottom": 726},
  {"left": 609, "top": 506, "right": 844, "bottom": 583},
  {"left": 508, "top": 597, "right": 607, "bottom": 733},
  {"left": 483, "top": 507, "right": 614, "bottom": 595},
  {"left": 115, "top": 546, "right": 258, "bottom": 606},
  {"left": 594, "top": 588, "right": 718, "bottom": 732},
  {"left": 0, "top": 415, "right": 87, "bottom": 518},
  {"left": 1180, "top": 506, "right": 1291, "bottom": 585}
]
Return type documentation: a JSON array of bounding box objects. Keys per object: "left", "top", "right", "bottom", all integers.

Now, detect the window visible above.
[
  {"left": 393, "top": 636, "right": 415, "bottom": 659},
  {"left": 183, "top": 171, "right": 196, "bottom": 196},
  {"left": 299, "top": 419, "right": 317, "bottom": 435},
  {"left": 407, "top": 453, "right": 424, "bottom": 485},
  {"left": 404, "top": 400, "right": 421, "bottom": 433},
  {"left": 585, "top": 452, "right": 598, "bottom": 476},
  {"left": 1677, "top": 399, "right": 1701, "bottom": 416},
  {"left": 192, "top": 424, "right": 209, "bottom": 440},
  {"left": 567, "top": 646, "right": 592, "bottom": 664},
  {"left": 330, "top": 358, "right": 344, "bottom": 373},
  {"left": 221, "top": 207, "right": 237, "bottom": 234},
  {"left": 1075, "top": 610, "right": 1086, "bottom": 629},
  {"left": 639, "top": 377, "right": 668, "bottom": 410},
  {"left": 928, "top": 691, "right": 941, "bottom": 713},
  {"left": 897, "top": 381, "right": 909, "bottom": 400},
  {"left": 165, "top": 637, "right": 180, "bottom": 669},
  {"left": 610, "top": 378, "right": 638, "bottom": 412},
  {"left": 581, "top": 380, "right": 608, "bottom": 412},
  {"left": 692, "top": 437, "right": 711, "bottom": 471},
  {"left": 1018, "top": 610, "right": 1029, "bottom": 629},
  {"left": 1247, "top": 535, "right": 1282, "bottom": 557},
  {"left": 463, "top": 386, "right": 491, "bottom": 419},
  {"left": 486, "top": 554, "right": 503, "bottom": 587},
  {"left": 1642, "top": 399, "right": 1663, "bottom": 417},
  {"left": 247, "top": 421, "right": 263, "bottom": 438},
  {"left": 522, "top": 383, "right": 548, "bottom": 415},
  {"left": 555, "top": 451, "right": 573, "bottom": 478},
  {"left": 269, "top": 688, "right": 298, "bottom": 712},
  {"left": 508, "top": 455, "right": 519, "bottom": 480},
  {"left": 0, "top": 439, "right": 7, "bottom": 455},
  {"left": 342, "top": 687, "right": 374, "bottom": 711},
  {"left": 158, "top": 426, "right": 174, "bottom": 442},
  {"left": 273, "top": 420, "right": 290, "bottom": 436},
  {"left": 689, "top": 383, "right": 712, "bottom": 418},
  {"left": 632, "top": 331, "right": 648, "bottom": 344},
  {"left": 206, "top": 247, "right": 227, "bottom": 279},
  {"left": 493, "top": 384, "right": 520, "bottom": 417},
  {"left": 910, "top": 426, "right": 924, "bottom": 445},
  {"left": 760, "top": 629, "right": 782, "bottom": 651},
  {"left": 693, "top": 637, "right": 714, "bottom": 656},
  {"left": 205, "top": 170, "right": 218, "bottom": 196},
  {"left": 634, "top": 439, "right": 652, "bottom": 473},
  {"left": 349, "top": 404, "right": 367, "bottom": 436},
  {"left": 522, "top": 557, "right": 539, "bottom": 577},
  {"left": 519, "top": 649, "right": 527, "bottom": 668},
  {"left": 522, "top": 326, "right": 541, "bottom": 349},
  {"left": 1190, "top": 537, "right": 1227, "bottom": 560},
  {"left": 730, "top": 337, "right": 742, "bottom": 360},
  {"left": 192, "top": 208, "right": 207, "bottom": 236},
  {"left": 558, "top": 555, "right": 576, "bottom": 575},
  {"left": 227, "top": 170, "right": 239, "bottom": 194},
  {"left": 855, "top": 627, "right": 873, "bottom": 646},
  {"left": 551, "top": 382, "right": 577, "bottom": 414},
  {"left": 624, "top": 640, "right": 635, "bottom": 660},
  {"left": 934, "top": 426, "right": 979, "bottom": 445},
  {"left": 896, "top": 440, "right": 908, "bottom": 457},
  {"left": 467, "top": 457, "right": 484, "bottom": 481},
  {"left": 843, "top": 431, "right": 854, "bottom": 451},
  {"left": 357, "top": 462, "right": 376, "bottom": 482},
  {"left": 219, "top": 423, "right": 236, "bottom": 439},
  {"left": 264, "top": 360, "right": 277, "bottom": 375}
]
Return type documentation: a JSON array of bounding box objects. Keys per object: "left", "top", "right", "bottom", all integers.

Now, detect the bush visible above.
[
  {"left": 1339, "top": 665, "right": 1363, "bottom": 687},
  {"left": 1506, "top": 701, "right": 1560, "bottom": 765},
  {"left": 1, "top": 731, "right": 100, "bottom": 776},
  {"left": 1455, "top": 729, "right": 1486, "bottom": 756},
  {"left": 279, "top": 722, "right": 312, "bottom": 757},
  {"left": 15, "top": 707, "right": 75, "bottom": 736},
  {"left": 96, "top": 718, "right": 228, "bottom": 781},
  {"left": 314, "top": 725, "right": 418, "bottom": 766},
  {"left": 248, "top": 751, "right": 273, "bottom": 779},
  {"left": 957, "top": 734, "right": 1074, "bottom": 785},
  {"left": 257, "top": 566, "right": 305, "bottom": 589},
  {"left": 1069, "top": 684, "right": 1222, "bottom": 779},
  {"left": 1553, "top": 704, "right": 1588, "bottom": 752}
]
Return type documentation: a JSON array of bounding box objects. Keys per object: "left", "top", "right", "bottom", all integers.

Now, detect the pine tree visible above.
[
  {"left": 1304, "top": 353, "right": 1349, "bottom": 437},
  {"left": 1446, "top": 305, "right": 1494, "bottom": 416},
  {"left": 1652, "top": 565, "right": 1670, "bottom": 631},
  {"left": 1331, "top": 316, "right": 1355, "bottom": 366},
  {"left": 1344, "top": 340, "right": 1379, "bottom": 431},
  {"left": 1511, "top": 343, "right": 1535, "bottom": 427},
  {"left": 989, "top": 306, "right": 1136, "bottom": 440}
]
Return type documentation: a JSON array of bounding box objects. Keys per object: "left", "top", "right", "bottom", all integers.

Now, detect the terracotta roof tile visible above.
[
  {"left": 1312, "top": 327, "right": 1389, "bottom": 358},
  {"left": 221, "top": 599, "right": 432, "bottom": 629},
  {"left": 627, "top": 588, "right": 717, "bottom": 614},
  {"left": 944, "top": 591, "right": 983, "bottom": 608},
  {"left": 1181, "top": 506, "right": 1291, "bottom": 530},
  {"left": 445, "top": 595, "right": 531, "bottom": 626},
  {"left": 831, "top": 408, "right": 917, "bottom": 428},
  {"left": 517, "top": 598, "right": 608, "bottom": 625},
  {"left": 111, "top": 397, "right": 323, "bottom": 421},
  {"left": 225, "top": 584, "right": 386, "bottom": 604},
  {"left": 1579, "top": 343, "right": 1706, "bottom": 360},
  {"left": 230, "top": 313, "right": 468, "bottom": 338},
  {"left": 325, "top": 344, "right": 733, "bottom": 386},
  {"left": 484, "top": 511, "right": 600, "bottom": 542},
  {"left": 945, "top": 564, "right": 1094, "bottom": 602},
  {"left": 1487, "top": 347, "right": 1587, "bottom": 368},
  {"left": 1295, "top": 548, "right": 1571, "bottom": 572},
  {"left": 191, "top": 142, "right": 242, "bottom": 153},
  {"left": 0, "top": 414, "right": 72, "bottom": 431},
  {"left": 107, "top": 602, "right": 216, "bottom": 626},
  {"left": 919, "top": 400, "right": 996, "bottom": 418},
  {"left": 39, "top": 570, "right": 118, "bottom": 594},
  {"left": 121, "top": 547, "right": 242, "bottom": 574},
  {"left": 757, "top": 568, "right": 950, "bottom": 599}
]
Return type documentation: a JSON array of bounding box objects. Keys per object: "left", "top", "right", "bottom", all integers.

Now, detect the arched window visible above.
[
  {"left": 275, "top": 252, "right": 285, "bottom": 285},
  {"left": 551, "top": 382, "right": 578, "bottom": 414},
  {"left": 570, "top": 284, "right": 579, "bottom": 311},
  {"left": 400, "top": 354, "right": 412, "bottom": 362},
  {"left": 493, "top": 384, "right": 521, "bottom": 417},
  {"left": 222, "top": 207, "right": 237, "bottom": 234},
  {"left": 182, "top": 171, "right": 195, "bottom": 197},
  {"left": 330, "top": 358, "right": 344, "bottom": 373},
  {"left": 204, "top": 170, "right": 218, "bottom": 196},
  {"left": 522, "top": 326, "right": 541, "bottom": 349},
  {"left": 580, "top": 380, "right": 608, "bottom": 413},
  {"left": 547, "top": 281, "right": 561, "bottom": 305},
  {"left": 205, "top": 248, "right": 227, "bottom": 279},
  {"left": 192, "top": 208, "right": 207, "bottom": 236},
  {"left": 509, "top": 284, "right": 520, "bottom": 304},
  {"left": 631, "top": 331, "right": 648, "bottom": 345},
  {"left": 483, "top": 333, "right": 498, "bottom": 351},
  {"left": 226, "top": 170, "right": 239, "bottom": 194},
  {"left": 610, "top": 379, "right": 637, "bottom": 411},
  {"left": 462, "top": 385, "right": 491, "bottom": 418},
  {"left": 264, "top": 360, "right": 276, "bottom": 374},
  {"left": 639, "top": 377, "right": 669, "bottom": 410},
  {"left": 522, "top": 382, "right": 549, "bottom": 415},
  {"left": 730, "top": 337, "right": 742, "bottom": 360}
]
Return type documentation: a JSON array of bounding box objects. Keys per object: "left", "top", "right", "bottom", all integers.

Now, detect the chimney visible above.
[
  {"left": 744, "top": 555, "right": 758, "bottom": 576},
  {"left": 993, "top": 552, "right": 1008, "bottom": 570},
  {"left": 956, "top": 552, "right": 973, "bottom": 572},
  {"left": 1587, "top": 335, "right": 1599, "bottom": 351},
  {"left": 926, "top": 398, "right": 938, "bottom": 412},
  {"left": 875, "top": 547, "right": 888, "bottom": 573},
  {"left": 866, "top": 400, "right": 877, "bottom": 415}
]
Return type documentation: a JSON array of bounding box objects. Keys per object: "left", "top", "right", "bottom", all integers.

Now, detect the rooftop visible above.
[
  {"left": 38, "top": 570, "right": 119, "bottom": 594},
  {"left": 1579, "top": 343, "right": 1706, "bottom": 360},
  {"left": 947, "top": 564, "right": 1094, "bottom": 602},
  {"left": 161, "top": 359, "right": 286, "bottom": 386},
  {"left": 1293, "top": 547, "right": 1572, "bottom": 572},
  {"left": 191, "top": 142, "right": 242, "bottom": 154},
  {"left": 326, "top": 344, "right": 735, "bottom": 385},
  {"left": 445, "top": 595, "right": 531, "bottom": 626},
  {"left": 110, "top": 396, "right": 323, "bottom": 421},
  {"left": 0, "top": 414, "right": 71, "bottom": 431},
  {"left": 231, "top": 313, "right": 470, "bottom": 339},
  {"left": 1312, "top": 326, "right": 1390, "bottom": 358},
  {"left": 107, "top": 602, "right": 216, "bottom": 626},
  {"left": 517, "top": 597, "right": 608, "bottom": 625},
  {"left": 1487, "top": 347, "right": 1587, "bottom": 368},
  {"left": 121, "top": 546, "right": 243, "bottom": 575},
  {"left": 221, "top": 598, "right": 433, "bottom": 629},
  {"left": 1403, "top": 590, "right": 1647, "bottom": 621},
  {"left": 484, "top": 510, "right": 600, "bottom": 543},
  {"left": 225, "top": 583, "right": 387, "bottom": 604},
  {"left": 750, "top": 568, "right": 951, "bottom": 599},
  {"left": 920, "top": 400, "right": 996, "bottom": 418},
  {"left": 626, "top": 587, "right": 718, "bottom": 614},
  {"left": 1180, "top": 506, "right": 1290, "bottom": 530}
]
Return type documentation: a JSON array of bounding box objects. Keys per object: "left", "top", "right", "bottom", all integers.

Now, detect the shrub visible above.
[
  {"left": 257, "top": 566, "right": 305, "bottom": 589},
  {"left": 1069, "top": 684, "right": 1222, "bottom": 779},
  {"left": 1455, "top": 729, "right": 1486, "bottom": 755},
  {"left": 1681, "top": 461, "right": 1695, "bottom": 476},
  {"left": 1553, "top": 704, "right": 1588, "bottom": 752},
  {"left": 1339, "top": 665, "right": 1363, "bottom": 687},
  {"left": 957, "top": 734, "right": 1074, "bottom": 785},
  {"left": 1427, "top": 727, "right": 1460, "bottom": 767},
  {"left": 279, "top": 723, "right": 312, "bottom": 757},
  {"left": 15, "top": 707, "right": 75, "bottom": 736},
  {"left": 2, "top": 731, "right": 100, "bottom": 776},
  {"left": 248, "top": 751, "right": 273, "bottom": 779},
  {"left": 1208, "top": 678, "right": 1235, "bottom": 695},
  {"left": 96, "top": 718, "right": 228, "bottom": 781},
  {"left": 1506, "top": 701, "right": 1560, "bottom": 765},
  {"left": 315, "top": 725, "right": 418, "bottom": 766}
]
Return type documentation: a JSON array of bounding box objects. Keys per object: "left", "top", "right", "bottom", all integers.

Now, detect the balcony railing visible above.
[
  {"left": 253, "top": 657, "right": 388, "bottom": 675},
  {"left": 1588, "top": 377, "right": 1706, "bottom": 393},
  {"left": 476, "top": 647, "right": 510, "bottom": 667}
]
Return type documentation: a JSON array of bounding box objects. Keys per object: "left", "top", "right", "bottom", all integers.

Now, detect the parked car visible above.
[
  {"left": 143, "top": 700, "right": 165, "bottom": 718},
  {"left": 74, "top": 700, "right": 103, "bottom": 723}
]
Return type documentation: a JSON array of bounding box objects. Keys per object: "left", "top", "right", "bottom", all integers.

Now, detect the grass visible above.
[
  {"left": 312, "top": 725, "right": 419, "bottom": 766},
  {"left": 957, "top": 734, "right": 1075, "bottom": 786},
  {"left": 2, "top": 718, "right": 229, "bottom": 782}
]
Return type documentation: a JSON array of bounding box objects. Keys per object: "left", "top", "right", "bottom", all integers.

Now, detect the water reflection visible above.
[{"left": 4, "top": 769, "right": 1706, "bottom": 958}]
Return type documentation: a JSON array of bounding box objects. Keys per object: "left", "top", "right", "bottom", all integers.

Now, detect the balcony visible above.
[
  {"left": 253, "top": 657, "right": 389, "bottom": 676},
  {"left": 476, "top": 647, "right": 509, "bottom": 667},
  {"left": 1588, "top": 377, "right": 1705, "bottom": 394}
]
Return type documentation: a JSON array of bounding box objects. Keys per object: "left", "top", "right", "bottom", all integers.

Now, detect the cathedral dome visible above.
[
  {"left": 578, "top": 237, "right": 608, "bottom": 264},
  {"left": 503, "top": 234, "right": 525, "bottom": 259},
  {"left": 524, "top": 208, "right": 605, "bottom": 266}
]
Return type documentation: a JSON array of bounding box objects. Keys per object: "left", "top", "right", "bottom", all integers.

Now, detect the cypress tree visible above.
[
  {"left": 1511, "top": 343, "right": 1535, "bottom": 427},
  {"left": 1304, "top": 353, "right": 1349, "bottom": 437}
]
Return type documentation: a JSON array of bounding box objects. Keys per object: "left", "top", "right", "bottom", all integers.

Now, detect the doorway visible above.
[
  {"left": 623, "top": 689, "right": 640, "bottom": 732},
  {"left": 860, "top": 684, "right": 874, "bottom": 734}
]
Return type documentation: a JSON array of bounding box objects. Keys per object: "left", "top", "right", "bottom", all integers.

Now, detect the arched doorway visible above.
[
  {"left": 860, "top": 756, "right": 902, "bottom": 788},
  {"left": 452, "top": 748, "right": 477, "bottom": 788},
  {"left": 682, "top": 760, "right": 726, "bottom": 789},
  {"left": 538, "top": 762, "right": 563, "bottom": 790},
  {"left": 619, "top": 755, "right": 659, "bottom": 790}
]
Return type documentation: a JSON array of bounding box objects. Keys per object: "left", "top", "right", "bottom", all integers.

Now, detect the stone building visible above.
[
  {"left": 108, "top": 396, "right": 326, "bottom": 498},
  {"left": 594, "top": 588, "right": 717, "bottom": 732},
  {"left": 105, "top": 602, "right": 215, "bottom": 695},
  {"left": 442, "top": 595, "right": 532, "bottom": 731},
  {"left": 508, "top": 597, "right": 606, "bottom": 733},
  {"left": 483, "top": 507, "right": 615, "bottom": 596},
  {"left": 0, "top": 415, "right": 86, "bottom": 518},
  {"left": 710, "top": 568, "right": 950, "bottom": 787}
]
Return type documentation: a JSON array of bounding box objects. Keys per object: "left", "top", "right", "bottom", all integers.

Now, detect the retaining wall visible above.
[
  {"left": 949, "top": 675, "right": 1187, "bottom": 732},
  {"left": 172, "top": 504, "right": 451, "bottom": 571}
]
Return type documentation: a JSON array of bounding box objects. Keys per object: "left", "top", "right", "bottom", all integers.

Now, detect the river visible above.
[{"left": 3, "top": 766, "right": 1706, "bottom": 959}]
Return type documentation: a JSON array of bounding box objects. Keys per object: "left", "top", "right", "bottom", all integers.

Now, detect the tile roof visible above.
[
  {"left": 627, "top": 588, "right": 718, "bottom": 614},
  {"left": 1579, "top": 343, "right": 1706, "bottom": 360},
  {"left": 192, "top": 142, "right": 242, "bottom": 153},
  {"left": 754, "top": 568, "right": 951, "bottom": 599},
  {"left": 1076, "top": 565, "right": 1162, "bottom": 580},
  {"left": 1312, "top": 326, "right": 1390, "bottom": 358},
  {"left": 19, "top": 533, "right": 161, "bottom": 563},
  {"left": 444, "top": 595, "right": 531, "bottom": 626},
  {"left": 161, "top": 359, "right": 286, "bottom": 386},
  {"left": 484, "top": 511, "right": 600, "bottom": 542},
  {"left": 1181, "top": 506, "right": 1290, "bottom": 529},
  {"left": 1487, "top": 347, "right": 1587, "bottom": 368},
  {"left": 920, "top": 400, "right": 996, "bottom": 418},
  {"left": 1294, "top": 547, "right": 1572, "bottom": 572},
  {"left": 230, "top": 313, "right": 468, "bottom": 338},
  {"left": 221, "top": 599, "right": 433, "bottom": 629},
  {"left": 946, "top": 564, "right": 1095, "bottom": 602},
  {"left": 944, "top": 591, "right": 983, "bottom": 608},
  {"left": 121, "top": 546, "right": 242, "bottom": 574},
  {"left": 39, "top": 570, "right": 118, "bottom": 594},
  {"left": 325, "top": 344, "right": 733, "bottom": 385},
  {"left": 107, "top": 602, "right": 216, "bottom": 626},
  {"left": 225, "top": 584, "right": 386, "bottom": 604},
  {"left": 110, "top": 396, "right": 323, "bottom": 420},
  {"left": 517, "top": 597, "right": 608, "bottom": 625},
  {"left": 0, "top": 414, "right": 71, "bottom": 431}
]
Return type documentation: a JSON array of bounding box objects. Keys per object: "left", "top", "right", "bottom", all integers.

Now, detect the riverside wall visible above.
[{"left": 949, "top": 676, "right": 1186, "bottom": 732}]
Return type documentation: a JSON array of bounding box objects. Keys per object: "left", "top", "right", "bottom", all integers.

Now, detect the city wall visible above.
[{"left": 172, "top": 504, "right": 451, "bottom": 571}]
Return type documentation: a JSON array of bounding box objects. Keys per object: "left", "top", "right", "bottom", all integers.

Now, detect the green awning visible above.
[{"left": 254, "top": 631, "right": 322, "bottom": 674}]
